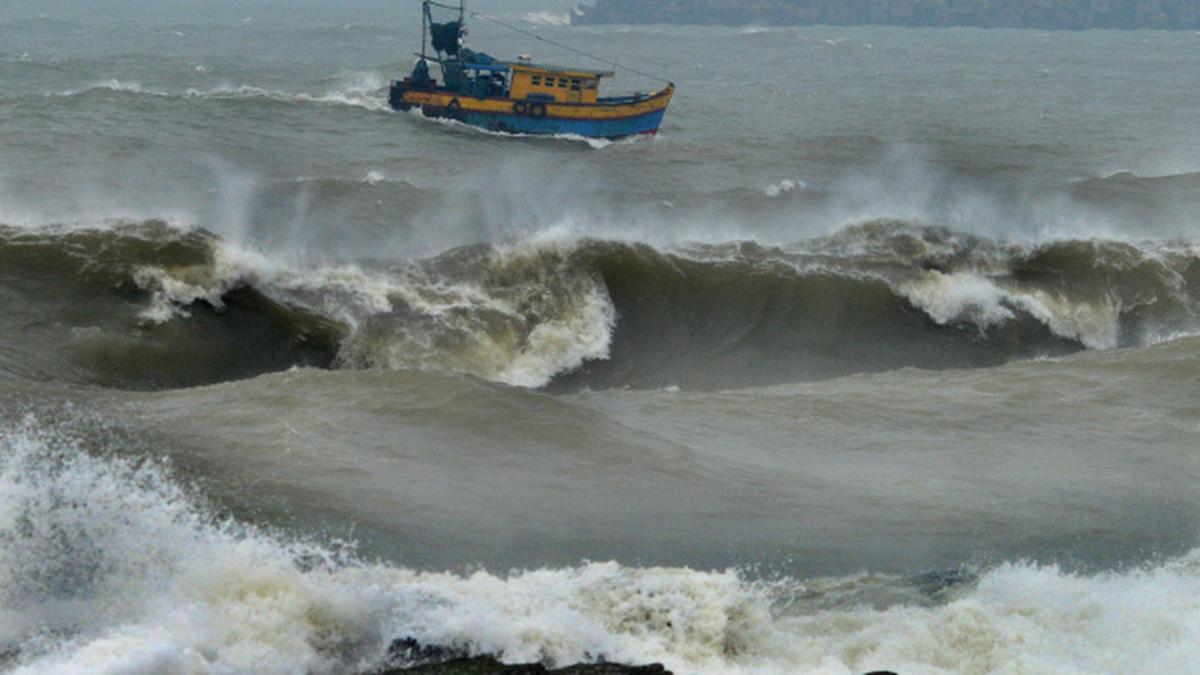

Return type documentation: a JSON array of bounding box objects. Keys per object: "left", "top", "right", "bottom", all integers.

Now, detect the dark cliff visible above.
[{"left": 571, "top": 0, "right": 1200, "bottom": 29}]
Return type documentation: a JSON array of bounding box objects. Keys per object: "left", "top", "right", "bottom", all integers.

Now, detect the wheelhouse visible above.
[{"left": 507, "top": 63, "right": 614, "bottom": 104}]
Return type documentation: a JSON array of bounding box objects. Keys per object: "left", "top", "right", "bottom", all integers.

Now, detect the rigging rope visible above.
[{"left": 422, "top": 0, "right": 672, "bottom": 85}]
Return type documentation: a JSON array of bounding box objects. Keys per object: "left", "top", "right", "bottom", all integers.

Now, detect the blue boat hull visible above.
[{"left": 458, "top": 110, "right": 665, "bottom": 139}]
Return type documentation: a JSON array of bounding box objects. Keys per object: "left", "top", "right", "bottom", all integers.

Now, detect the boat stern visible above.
[{"left": 388, "top": 79, "right": 414, "bottom": 111}]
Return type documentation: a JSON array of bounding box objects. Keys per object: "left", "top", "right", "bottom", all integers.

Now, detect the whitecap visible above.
[{"left": 765, "top": 179, "right": 803, "bottom": 197}]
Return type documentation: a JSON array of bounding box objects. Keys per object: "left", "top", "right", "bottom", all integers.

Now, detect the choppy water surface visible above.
[{"left": 2, "top": 2, "right": 1200, "bottom": 673}]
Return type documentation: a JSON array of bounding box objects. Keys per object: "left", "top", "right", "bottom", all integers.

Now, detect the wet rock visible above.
[
  {"left": 379, "top": 657, "right": 548, "bottom": 674},
  {"left": 377, "top": 657, "right": 671, "bottom": 674},
  {"left": 385, "top": 638, "right": 472, "bottom": 665}
]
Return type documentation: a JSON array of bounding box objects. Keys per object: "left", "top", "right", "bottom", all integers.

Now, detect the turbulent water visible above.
[{"left": 3, "top": 2, "right": 1200, "bottom": 673}]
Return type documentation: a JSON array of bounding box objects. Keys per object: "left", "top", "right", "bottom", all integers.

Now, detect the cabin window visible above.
[
  {"left": 531, "top": 76, "right": 541, "bottom": 85},
  {"left": 544, "top": 77, "right": 555, "bottom": 87},
  {"left": 585, "top": 79, "right": 598, "bottom": 89},
  {"left": 558, "top": 78, "right": 568, "bottom": 88},
  {"left": 570, "top": 78, "right": 581, "bottom": 91}
]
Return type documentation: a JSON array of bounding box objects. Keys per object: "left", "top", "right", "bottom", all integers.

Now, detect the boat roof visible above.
[{"left": 504, "top": 61, "right": 614, "bottom": 78}]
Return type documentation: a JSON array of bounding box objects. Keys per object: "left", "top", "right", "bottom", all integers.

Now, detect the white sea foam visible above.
[
  {"left": 3, "top": 418, "right": 1200, "bottom": 675},
  {"left": 521, "top": 11, "right": 571, "bottom": 27}
]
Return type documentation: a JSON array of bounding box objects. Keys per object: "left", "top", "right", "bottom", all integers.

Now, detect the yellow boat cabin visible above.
[{"left": 506, "top": 63, "right": 615, "bottom": 104}]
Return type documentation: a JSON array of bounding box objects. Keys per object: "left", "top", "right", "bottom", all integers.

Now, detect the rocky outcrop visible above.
[{"left": 571, "top": 0, "right": 1200, "bottom": 29}]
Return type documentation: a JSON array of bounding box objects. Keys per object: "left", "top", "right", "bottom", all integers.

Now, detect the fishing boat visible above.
[{"left": 388, "top": 1, "right": 674, "bottom": 139}]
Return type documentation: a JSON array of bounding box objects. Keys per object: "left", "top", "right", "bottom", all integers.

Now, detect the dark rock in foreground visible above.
[
  {"left": 377, "top": 656, "right": 671, "bottom": 675},
  {"left": 374, "top": 639, "right": 672, "bottom": 675}
]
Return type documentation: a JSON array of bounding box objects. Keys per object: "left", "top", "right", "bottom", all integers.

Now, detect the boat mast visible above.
[
  {"left": 420, "top": 0, "right": 429, "bottom": 59},
  {"left": 457, "top": 0, "right": 466, "bottom": 60}
]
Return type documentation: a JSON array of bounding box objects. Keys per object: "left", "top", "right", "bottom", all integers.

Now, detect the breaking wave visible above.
[
  {"left": 47, "top": 75, "right": 391, "bottom": 112},
  {"left": 739, "top": 26, "right": 791, "bottom": 35},
  {"left": 1, "top": 220, "right": 1198, "bottom": 390},
  {"left": 3, "top": 416, "right": 1200, "bottom": 675}
]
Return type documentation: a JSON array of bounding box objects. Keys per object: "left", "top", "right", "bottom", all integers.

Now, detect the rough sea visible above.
[{"left": 2, "top": 1, "right": 1200, "bottom": 673}]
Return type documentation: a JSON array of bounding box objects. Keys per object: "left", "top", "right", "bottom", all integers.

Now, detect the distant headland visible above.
[{"left": 570, "top": 0, "right": 1200, "bottom": 30}]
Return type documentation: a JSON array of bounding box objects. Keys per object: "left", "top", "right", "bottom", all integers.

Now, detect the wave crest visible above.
[{"left": 2, "top": 220, "right": 1198, "bottom": 390}]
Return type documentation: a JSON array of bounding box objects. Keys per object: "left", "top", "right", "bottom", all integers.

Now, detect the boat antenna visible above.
[{"left": 420, "top": 0, "right": 673, "bottom": 85}]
